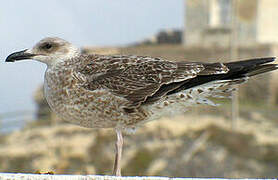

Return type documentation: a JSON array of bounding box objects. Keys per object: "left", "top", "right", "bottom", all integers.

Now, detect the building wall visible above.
[
  {"left": 184, "top": 0, "right": 209, "bottom": 46},
  {"left": 184, "top": 0, "right": 278, "bottom": 47},
  {"left": 257, "top": 0, "right": 278, "bottom": 44},
  {"left": 236, "top": 0, "right": 257, "bottom": 45},
  {"left": 210, "top": 0, "right": 231, "bottom": 27}
]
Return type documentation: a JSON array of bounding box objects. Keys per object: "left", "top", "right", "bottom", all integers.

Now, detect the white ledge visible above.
[{"left": 0, "top": 173, "right": 276, "bottom": 180}]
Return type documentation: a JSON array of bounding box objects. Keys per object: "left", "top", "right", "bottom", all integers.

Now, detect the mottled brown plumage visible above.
[
  {"left": 77, "top": 54, "right": 229, "bottom": 108},
  {"left": 6, "top": 37, "right": 278, "bottom": 176}
]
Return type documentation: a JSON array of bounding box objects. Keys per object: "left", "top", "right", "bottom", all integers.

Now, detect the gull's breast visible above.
[{"left": 43, "top": 66, "right": 148, "bottom": 129}]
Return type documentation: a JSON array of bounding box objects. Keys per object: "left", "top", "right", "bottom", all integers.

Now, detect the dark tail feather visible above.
[
  {"left": 223, "top": 57, "right": 277, "bottom": 79},
  {"left": 246, "top": 64, "right": 278, "bottom": 77},
  {"left": 225, "top": 57, "right": 275, "bottom": 67},
  {"left": 166, "top": 57, "right": 277, "bottom": 95}
]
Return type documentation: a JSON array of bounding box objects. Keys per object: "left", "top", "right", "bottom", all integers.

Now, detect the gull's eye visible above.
[{"left": 42, "top": 43, "right": 53, "bottom": 50}]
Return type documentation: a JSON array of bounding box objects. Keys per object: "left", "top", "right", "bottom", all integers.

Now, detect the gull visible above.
[{"left": 6, "top": 37, "right": 278, "bottom": 176}]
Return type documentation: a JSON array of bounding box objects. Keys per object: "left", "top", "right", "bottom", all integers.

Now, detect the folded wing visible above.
[{"left": 78, "top": 55, "right": 230, "bottom": 108}]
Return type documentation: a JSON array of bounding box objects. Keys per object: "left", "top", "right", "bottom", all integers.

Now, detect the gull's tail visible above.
[
  {"left": 144, "top": 57, "right": 277, "bottom": 105},
  {"left": 165, "top": 57, "right": 277, "bottom": 97},
  {"left": 173, "top": 57, "right": 277, "bottom": 106},
  {"left": 176, "top": 57, "right": 277, "bottom": 91},
  {"left": 224, "top": 57, "right": 278, "bottom": 79}
]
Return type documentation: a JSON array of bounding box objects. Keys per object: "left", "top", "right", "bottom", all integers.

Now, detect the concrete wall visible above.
[
  {"left": 184, "top": 0, "right": 278, "bottom": 47},
  {"left": 257, "top": 0, "right": 278, "bottom": 44},
  {"left": 184, "top": 0, "right": 209, "bottom": 46},
  {"left": 236, "top": 0, "right": 257, "bottom": 45},
  {"left": 1, "top": 173, "right": 277, "bottom": 180}
]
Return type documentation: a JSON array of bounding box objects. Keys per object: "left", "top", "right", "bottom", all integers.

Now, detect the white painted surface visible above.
[{"left": 0, "top": 173, "right": 276, "bottom": 180}]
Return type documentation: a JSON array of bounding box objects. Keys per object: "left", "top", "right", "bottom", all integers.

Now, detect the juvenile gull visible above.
[{"left": 6, "top": 37, "right": 278, "bottom": 176}]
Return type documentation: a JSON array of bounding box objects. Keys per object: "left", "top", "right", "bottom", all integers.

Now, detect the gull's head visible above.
[{"left": 6, "top": 37, "right": 80, "bottom": 66}]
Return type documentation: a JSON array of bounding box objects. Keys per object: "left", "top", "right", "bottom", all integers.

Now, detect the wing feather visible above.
[{"left": 78, "top": 54, "right": 229, "bottom": 108}]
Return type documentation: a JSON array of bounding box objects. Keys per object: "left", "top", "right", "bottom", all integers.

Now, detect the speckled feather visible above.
[
  {"left": 6, "top": 38, "right": 277, "bottom": 177},
  {"left": 44, "top": 53, "right": 232, "bottom": 130},
  {"left": 7, "top": 38, "right": 276, "bottom": 131},
  {"left": 77, "top": 55, "right": 229, "bottom": 107},
  {"left": 34, "top": 39, "right": 276, "bottom": 131}
]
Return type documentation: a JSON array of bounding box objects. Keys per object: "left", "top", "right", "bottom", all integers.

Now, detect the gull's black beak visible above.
[{"left": 5, "top": 49, "right": 35, "bottom": 62}]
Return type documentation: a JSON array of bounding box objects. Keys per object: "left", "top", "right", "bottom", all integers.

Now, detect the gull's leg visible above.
[{"left": 112, "top": 128, "right": 123, "bottom": 176}]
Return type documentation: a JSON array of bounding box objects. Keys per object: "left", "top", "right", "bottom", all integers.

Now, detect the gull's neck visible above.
[{"left": 46, "top": 47, "right": 81, "bottom": 68}]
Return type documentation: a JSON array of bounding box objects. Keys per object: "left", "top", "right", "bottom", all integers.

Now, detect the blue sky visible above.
[{"left": 0, "top": 0, "right": 184, "bottom": 116}]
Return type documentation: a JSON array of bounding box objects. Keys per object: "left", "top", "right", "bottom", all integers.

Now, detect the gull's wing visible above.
[{"left": 77, "top": 54, "right": 229, "bottom": 108}]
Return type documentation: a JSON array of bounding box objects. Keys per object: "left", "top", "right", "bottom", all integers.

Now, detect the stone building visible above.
[{"left": 184, "top": 0, "right": 278, "bottom": 47}]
